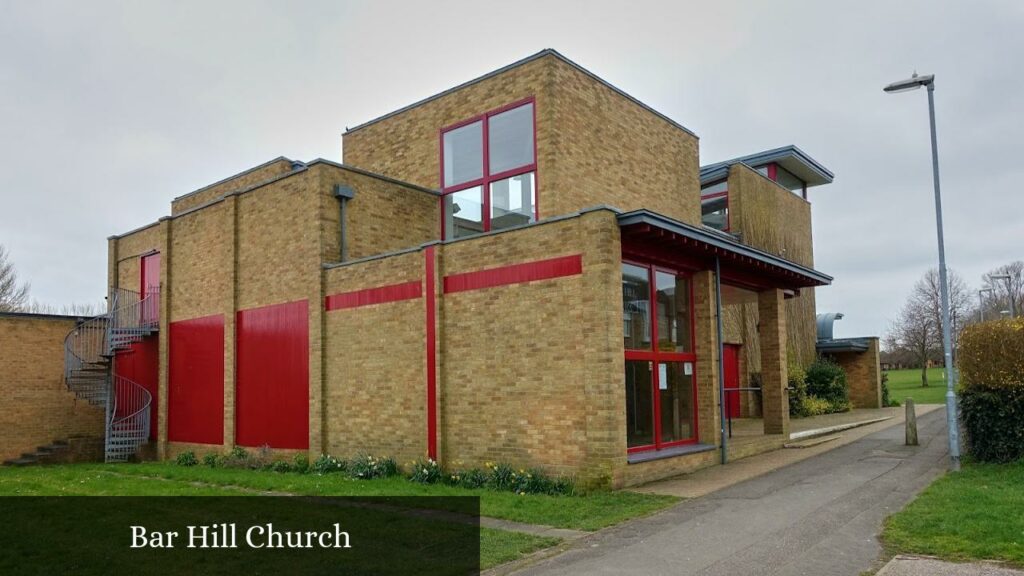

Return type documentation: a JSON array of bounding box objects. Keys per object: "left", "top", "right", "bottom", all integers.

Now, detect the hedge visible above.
[
  {"left": 958, "top": 319, "right": 1024, "bottom": 462},
  {"left": 959, "top": 318, "right": 1024, "bottom": 390}
]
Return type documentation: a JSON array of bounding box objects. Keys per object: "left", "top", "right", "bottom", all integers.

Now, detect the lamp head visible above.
[{"left": 884, "top": 72, "right": 935, "bottom": 93}]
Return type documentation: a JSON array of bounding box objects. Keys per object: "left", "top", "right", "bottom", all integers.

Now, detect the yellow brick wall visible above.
[
  {"left": 322, "top": 251, "right": 426, "bottom": 463},
  {"left": 111, "top": 224, "right": 162, "bottom": 295},
  {"left": 829, "top": 339, "right": 882, "bottom": 409},
  {"left": 342, "top": 53, "right": 700, "bottom": 226},
  {"left": 171, "top": 158, "right": 296, "bottom": 215},
  {"left": 0, "top": 315, "right": 104, "bottom": 461},
  {"left": 727, "top": 163, "right": 818, "bottom": 368}
]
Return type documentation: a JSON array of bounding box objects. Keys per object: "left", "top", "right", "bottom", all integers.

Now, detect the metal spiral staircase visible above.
[{"left": 63, "top": 288, "right": 157, "bottom": 462}]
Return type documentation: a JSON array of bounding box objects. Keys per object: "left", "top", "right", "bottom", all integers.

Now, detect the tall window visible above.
[
  {"left": 701, "top": 180, "right": 728, "bottom": 231},
  {"left": 441, "top": 99, "right": 537, "bottom": 239},
  {"left": 623, "top": 262, "right": 697, "bottom": 452}
]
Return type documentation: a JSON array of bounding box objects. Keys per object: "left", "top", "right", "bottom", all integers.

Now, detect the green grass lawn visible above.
[
  {"left": 0, "top": 463, "right": 678, "bottom": 569},
  {"left": 886, "top": 368, "right": 950, "bottom": 405},
  {"left": 883, "top": 460, "right": 1024, "bottom": 565}
]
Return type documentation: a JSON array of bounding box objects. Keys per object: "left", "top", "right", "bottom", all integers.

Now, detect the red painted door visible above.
[
  {"left": 236, "top": 300, "right": 309, "bottom": 449},
  {"left": 723, "top": 344, "right": 741, "bottom": 419},
  {"left": 168, "top": 315, "right": 225, "bottom": 444},
  {"left": 140, "top": 252, "right": 160, "bottom": 326},
  {"left": 114, "top": 338, "right": 159, "bottom": 440}
]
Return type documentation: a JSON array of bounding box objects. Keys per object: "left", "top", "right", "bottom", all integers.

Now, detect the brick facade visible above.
[
  {"left": 71, "top": 50, "right": 836, "bottom": 488},
  {"left": 0, "top": 314, "right": 104, "bottom": 461}
]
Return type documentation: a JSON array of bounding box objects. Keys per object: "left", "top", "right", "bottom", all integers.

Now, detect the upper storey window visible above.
[
  {"left": 441, "top": 99, "right": 537, "bottom": 239},
  {"left": 700, "top": 180, "right": 729, "bottom": 232}
]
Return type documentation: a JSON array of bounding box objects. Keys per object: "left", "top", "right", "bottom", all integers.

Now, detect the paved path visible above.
[{"left": 513, "top": 408, "right": 950, "bottom": 576}]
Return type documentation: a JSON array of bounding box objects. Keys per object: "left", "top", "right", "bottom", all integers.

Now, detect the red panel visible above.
[
  {"left": 443, "top": 254, "right": 582, "bottom": 294},
  {"left": 114, "top": 337, "right": 159, "bottom": 440},
  {"left": 140, "top": 252, "right": 161, "bottom": 325},
  {"left": 724, "top": 344, "right": 741, "bottom": 419},
  {"left": 168, "top": 315, "right": 224, "bottom": 444},
  {"left": 236, "top": 300, "right": 309, "bottom": 449},
  {"left": 325, "top": 281, "right": 421, "bottom": 311},
  {"left": 424, "top": 247, "right": 437, "bottom": 460}
]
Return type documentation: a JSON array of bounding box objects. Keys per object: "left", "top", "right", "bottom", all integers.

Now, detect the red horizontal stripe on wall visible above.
[
  {"left": 325, "top": 280, "right": 423, "bottom": 311},
  {"left": 443, "top": 254, "right": 583, "bottom": 294}
]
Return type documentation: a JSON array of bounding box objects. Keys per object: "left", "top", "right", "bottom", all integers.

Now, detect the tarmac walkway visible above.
[{"left": 508, "top": 406, "right": 951, "bottom": 575}]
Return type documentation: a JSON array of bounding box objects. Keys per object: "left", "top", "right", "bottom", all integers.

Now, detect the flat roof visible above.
[
  {"left": 343, "top": 49, "right": 697, "bottom": 138},
  {"left": 617, "top": 209, "right": 833, "bottom": 287},
  {"left": 700, "top": 145, "right": 834, "bottom": 187}
]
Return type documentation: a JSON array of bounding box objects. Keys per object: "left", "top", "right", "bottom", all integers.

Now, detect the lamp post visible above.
[
  {"left": 884, "top": 72, "right": 960, "bottom": 471},
  {"left": 989, "top": 274, "right": 1015, "bottom": 318},
  {"left": 978, "top": 288, "right": 993, "bottom": 322}
]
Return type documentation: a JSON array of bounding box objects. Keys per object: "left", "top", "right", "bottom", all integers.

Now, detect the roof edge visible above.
[
  {"left": 343, "top": 49, "right": 697, "bottom": 138},
  {"left": 172, "top": 156, "right": 298, "bottom": 203},
  {"left": 617, "top": 209, "right": 833, "bottom": 286}
]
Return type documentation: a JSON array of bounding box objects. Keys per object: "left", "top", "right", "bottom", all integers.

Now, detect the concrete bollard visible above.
[{"left": 905, "top": 398, "right": 919, "bottom": 446}]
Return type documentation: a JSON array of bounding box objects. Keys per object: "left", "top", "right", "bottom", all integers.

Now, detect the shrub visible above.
[
  {"left": 175, "top": 451, "right": 197, "bottom": 467},
  {"left": 959, "top": 319, "right": 1024, "bottom": 389},
  {"left": 292, "top": 454, "right": 310, "bottom": 474},
  {"left": 960, "top": 386, "right": 1024, "bottom": 463},
  {"left": 312, "top": 454, "right": 346, "bottom": 475},
  {"left": 452, "top": 468, "right": 488, "bottom": 489},
  {"left": 958, "top": 319, "right": 1024, "bottom": 463},
  {"left": 486, "top": 462, "right": 516, "bottom": 490},
  {"left": 349, "top": 454, "right": 398, "bottom": 479},
  {"left": 202, "top": 453, "right": 220, "bottom": 468},
  {"left": 799, "top": 396, "right": 832, "bottom": 416},
  {"left": 408, "top": 458, "right": 443, "bottom": 484},
  {"left": 805, "top": 357, "right": 849, "bottom": 406},
  {"left": 881, "top": 373, "right": 900, "bottom": 407},
  {"left": 270, "top": 460, "right": 293, "bottom": 473},
  {"left": 787, "top": 362, "right": 808, "bottom": 417}
]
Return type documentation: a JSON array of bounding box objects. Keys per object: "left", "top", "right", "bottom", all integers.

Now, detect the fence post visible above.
[{"left": 905, "top": 398, "right": 919, "bottom": 446}]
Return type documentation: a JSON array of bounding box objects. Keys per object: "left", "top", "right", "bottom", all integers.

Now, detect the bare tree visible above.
[
  {"left": 887, "top": 268, "right": 972, "bottom": 387},
  {"left": 0, "top": 245, "right": 30, "bottom": 312},
  {"left": 980, "top": 261, "right": 1024, "bottom": 320},
  {"left": 25, "top": 299, "right": 102, "bottom": 316}
]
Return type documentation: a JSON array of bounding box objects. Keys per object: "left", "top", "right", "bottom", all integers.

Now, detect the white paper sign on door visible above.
[{"left": 659, "top": 363, "right": 668, "bottom": 389}]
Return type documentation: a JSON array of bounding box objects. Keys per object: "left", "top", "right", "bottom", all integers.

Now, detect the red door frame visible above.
[
  {"left": 623, "top": 259, "right": 699, "bottom": 453},
  {"left": 723, "top": 344, "right": 741, "bottom": 419},
  {"left": 140, "top": 251, "right": 160, "bottom": 325}
]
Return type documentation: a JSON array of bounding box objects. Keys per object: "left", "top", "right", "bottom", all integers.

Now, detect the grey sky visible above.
[{"left": 2, "top": 0, "right": 1021, "bottom": 338}]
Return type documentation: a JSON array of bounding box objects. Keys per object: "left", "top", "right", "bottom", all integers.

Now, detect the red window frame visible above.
[
  {"left": 439, "top": 97, "right": 538, "bottom": 239},
  {"left": 623, "top": 260, "right": 699, "bottom": 453}
]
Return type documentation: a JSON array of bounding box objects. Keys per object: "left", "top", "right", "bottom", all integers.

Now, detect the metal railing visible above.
[
  {"left": 61, "top": 287, "right": 158, "bottom": 462},
  {"left": 106, "top": 375, "right": 152, "bottom": 462},
  {"left": 724, "top": 387, "right": 763, "bottom": 438}
]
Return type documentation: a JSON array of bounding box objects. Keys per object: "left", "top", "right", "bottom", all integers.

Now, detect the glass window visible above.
[
  {"left": 775, "top": 165, "right": 806, "bottom": 195},
  {"left": 490, "top": 172, "right": 535, "bottom": 231},
  {"left": 701, "top": 196, "right": 729, "bottom": 231},
  {"left": 622, "top": 263, "right": 651, "bottom": 350},
  {"left": 443, "top": 187, "right": 484, "bottom": 239},
  {"left": 488, "top": 103, "right": 534, "bottom": 175},
  {"left": 659, "top": 362, "right": 695, "bottom": 443},
  {"left": 442, "top": 121, "right": 483, "bottom": 188},
  {"left": 656, "top": 271, "right": 691, "bottom": 352},
  {"left": 701, "top": 180, "right": 727, "bottom": 195},
  {"left": 625, "top": 360, "right": 654, "bottom": 448}
]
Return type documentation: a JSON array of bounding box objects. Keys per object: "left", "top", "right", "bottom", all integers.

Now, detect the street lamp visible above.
[
  {"left": 989, "top": 274, "right": 1015, "bottom": 318},
  {"left": 978, "top": 288, "right": 993, "bottom": 322},
  {"left": 884, "top": 72, "right": 961, "bottom": 471}
]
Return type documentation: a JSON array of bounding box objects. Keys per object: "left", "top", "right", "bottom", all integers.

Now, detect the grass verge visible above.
[
  {"left": 885, "top": 368, "right": 950, "bottom": 405},
  {"left": 883, "top": 460, "right": 1024, "bottom": 565},
  {"left": 0, "top": 464, "right": 566, "bottom": 569}
]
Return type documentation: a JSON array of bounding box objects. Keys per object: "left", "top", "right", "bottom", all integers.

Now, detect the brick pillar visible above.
[
  {"left": 692, "top": 270, "right": 720, "bottom": 447},
  {"left": 222, "top": 194, "right": 238, "bottom": 450},
  {"left": 156, "top": 217, "right": 171, "bottom": 459},
  {"left": 758, "top": 288, "right": 789, "bottom": 436},
  {"left": 579, "top": 210, "right": 624, "bottom": 489}
]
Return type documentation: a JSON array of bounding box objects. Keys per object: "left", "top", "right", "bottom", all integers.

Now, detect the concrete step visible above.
[{"left": 3, "top": 457, "right": 39, "bottom": 467}]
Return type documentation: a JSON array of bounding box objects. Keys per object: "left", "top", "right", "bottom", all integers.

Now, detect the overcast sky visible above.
[{"left": 2, "top": 0, "right": 1021, "bottom": 337}]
